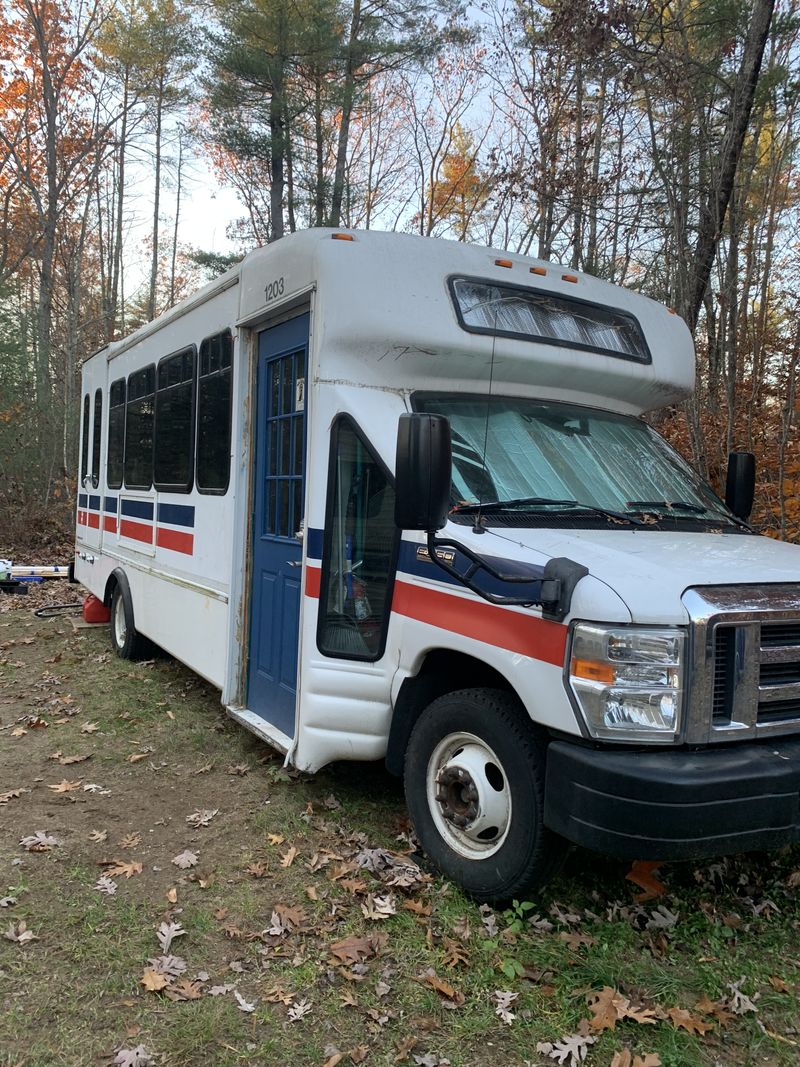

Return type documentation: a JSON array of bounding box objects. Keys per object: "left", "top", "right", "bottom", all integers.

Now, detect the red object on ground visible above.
[{"left": 83, "top": 594, "right": 110, "bottom": 624}]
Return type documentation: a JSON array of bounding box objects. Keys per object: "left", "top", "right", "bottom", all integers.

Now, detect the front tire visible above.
[
  {"left": 110, "top": 582, "right": 147, "bottom": 660},
  {"left": 404, "top": 688, "right": 565, "bottom": 903}
]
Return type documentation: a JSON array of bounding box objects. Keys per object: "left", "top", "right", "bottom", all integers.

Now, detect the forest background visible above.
[{"left": 0, "top": 0, "right": 798, "bottom": 548}]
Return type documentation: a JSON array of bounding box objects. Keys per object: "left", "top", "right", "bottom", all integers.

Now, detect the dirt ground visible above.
[{"left": 1, "top": 590, "right": 799, "bottom": 1067}]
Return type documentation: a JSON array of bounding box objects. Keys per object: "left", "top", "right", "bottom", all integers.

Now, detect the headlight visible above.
[{"left": 568, "top": 624, "right": 685, "bottom": 742}]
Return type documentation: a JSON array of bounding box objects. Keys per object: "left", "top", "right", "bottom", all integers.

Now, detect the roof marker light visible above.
[
  {"left": 562, "top": 273, "right": 578, "bottom": 283},
  {"left": 332, "top": 232, "right": 354, "bottom": 241},
  {"left": 530, "top": 266, "right": 547, "bottom": 276},
  {"left": 495, "top": 258, "right": 513, "bottom": 268}
]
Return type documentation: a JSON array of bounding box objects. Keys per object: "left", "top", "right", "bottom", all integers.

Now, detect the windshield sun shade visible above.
[{"left": 450, "top": 277, "right": 651, "bottom": 363}]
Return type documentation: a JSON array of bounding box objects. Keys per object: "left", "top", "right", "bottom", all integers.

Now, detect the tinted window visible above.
[
  {"left": 197, "top": 331, "right": 232, "bottom": 493},
  {"left": 81, "top": 394, "right": 90, "bottom": 485},
  {"left": 91, "top": 389, "right": 102, "bottom": 488},
  {"left": 154, "top": 347, "right": 195, "bottom": 491},
  {"left": 125, "top": 365, "right": 155, "bottom": 490},
  {"left": 318, "top": 419, "right": 397, "bottom": 660},
  {"left": 107, "top": 378, "right": 126, "bottom": 489}
]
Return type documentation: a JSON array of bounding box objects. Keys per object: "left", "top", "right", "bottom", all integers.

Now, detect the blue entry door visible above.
[{"left": 247, "top": 314, "right": 309, "bottom": 737}]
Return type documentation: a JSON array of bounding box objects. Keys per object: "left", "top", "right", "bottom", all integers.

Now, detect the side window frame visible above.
[
  {"left": 106, "top": 377, "right": 126, "bottom": 490},
  {"left": 124, "top": 363, "right": 155, "bottom": 491},
  {"left": 316, "top": 414, "right": 401, "bottom": 663},
  {"left": 81, "top": 393, "right": 90, "bottom": 486},
  {"left": 197, "top": 329, "right": 233, "bottom": 496},
  {"left": 91, "top": 388, "right": 103, "bottom": 489},
  {"left": 154, "top": 345, "right": 197, "bottom": 493}
]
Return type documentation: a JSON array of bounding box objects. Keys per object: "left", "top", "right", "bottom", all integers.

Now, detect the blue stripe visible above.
[
  {"left": 88, "top": 494, "right": 101, "bottom": 511},
  {"left": 307, "top": 527, "right": 324, "bottom": 560},
  {"left": 78, "top": 493, "right": 88, "bottom": 508},
  {"left": 104, "top": 496, "right": 118, "bottom": 514},
  {"left": 157, "top": 502, "right": 195, "bottom": 528},
  {"left": 121, "top": 498, "right": 154, "bottom": 520},
  {"left": 397, "top": 540, "right": 544, "bottom": 599}
]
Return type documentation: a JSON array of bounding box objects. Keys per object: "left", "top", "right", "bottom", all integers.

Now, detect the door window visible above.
[{"left": 318, "top": 418, "right": 398, "bottom": 660}]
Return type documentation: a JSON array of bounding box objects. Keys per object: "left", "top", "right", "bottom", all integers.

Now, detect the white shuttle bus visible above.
[{"left": 74, "top": 229, "right": 800, "bottom": 901}]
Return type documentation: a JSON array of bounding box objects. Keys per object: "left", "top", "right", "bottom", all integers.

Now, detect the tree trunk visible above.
[
  {"left": 148, "top": 76, "right": 164, "bottom": 320},
  {"left": 685, "top": 0, "right": 775, "bottom": 331},
  {"left": 330, "top": 0, "right": 361, "bottom": 227}
]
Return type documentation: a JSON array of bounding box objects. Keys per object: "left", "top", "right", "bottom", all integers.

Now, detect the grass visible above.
[{"left": 1, "top": 607, "right": 799, "bottom": 1067}]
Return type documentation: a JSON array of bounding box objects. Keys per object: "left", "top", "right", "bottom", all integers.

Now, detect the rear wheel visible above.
[
  {"left": 404, "top": 687, "right": 565, "bottom": 903},
  {"left": 110, "top": 582, "right": 147, "bottom": 660}
]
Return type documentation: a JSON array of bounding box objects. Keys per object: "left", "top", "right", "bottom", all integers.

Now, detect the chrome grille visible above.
[{"left": 683, "top": 585, "right": 800, "bottom": 743}]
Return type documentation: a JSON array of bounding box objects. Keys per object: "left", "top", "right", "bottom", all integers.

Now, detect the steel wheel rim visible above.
[
  {"left": 426, "top": 730, "right": 512, "bottom": 859},
  {"left": 113, "top": 595, "right": 127, "bottom": 647}
]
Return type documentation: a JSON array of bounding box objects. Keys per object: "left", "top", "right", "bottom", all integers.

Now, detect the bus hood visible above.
[{"left": 476, "top": 528, "right": 800, "bottom": 625}]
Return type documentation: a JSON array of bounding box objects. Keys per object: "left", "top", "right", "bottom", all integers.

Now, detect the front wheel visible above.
[{"left": 404, "top": 688, "right": 565, "bottom": 903}]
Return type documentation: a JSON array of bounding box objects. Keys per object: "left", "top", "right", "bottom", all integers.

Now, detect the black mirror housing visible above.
[
  {"left": 395, "top": 413, "right": 452, "bottom": 531},
  {"left": 725, "top": 451, "right": 755, "bottom": 521}
]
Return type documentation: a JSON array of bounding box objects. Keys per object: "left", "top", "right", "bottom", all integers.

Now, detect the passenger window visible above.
[
  {"left": 91, "top": 388, "right": 102, "bottom": 488},
  {"left": 197, "top": 330, "right": 232, "bottom": 493},
  {"left": 155, "top": 347, "right": 195, "bottom": 491},
  {"left": 125, "top": 365, "right": 155, "bottom": 490},
  {"left": 107, "top": 378, "right": 126, "bottom": 489},
  {"left": 318, "top": 419, "right": 398, "bottom": 660},
  {"left": 81, "top": 394, "right": 90, "bottom": 486}
]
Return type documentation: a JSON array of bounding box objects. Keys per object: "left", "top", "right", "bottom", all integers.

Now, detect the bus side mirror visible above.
[
  {"left": 395, "top": 413, "right": 452, "bottom": 531},
  {"left": 725, "top": 451, "right": 755, "bottom": 520}
]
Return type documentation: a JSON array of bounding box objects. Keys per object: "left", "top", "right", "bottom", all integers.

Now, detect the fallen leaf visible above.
[
  {"left": 288, "top": 997, "right": 313, "bottom": 1022},
  {"left": 559, "top": 931, "right": 597, "bottom": 950},
  {"left": 194, "top": 762, "right": 214, "bottom": 774},
  {"left": 492, "top": 989, "right": 518, "bottom": 1025},
  {"left": 89, "top": 829, "right": 108, "bottom": 843},
  {"left": 625, "top": 861, "right": 667, "bottom": 901},
  {"left": 59, "top": 753, "right": 91, "bottom": 766},
  {"left": 268, "top": 833, "right": 285, "bottom": 845},
  {"left": 171, "top": 850, "right": 198, "bottom": 869},
  {"left": 423, "top": 973, "right": 465, "bottom": 1006},
  {"left": 102, "top": 859, "right": 143, "bottom": 879},
  {"left": 668, "top": 1007, "right": 713, "bottom": 1035},
  {"left": 165, "top": 979, "right": 204, "bottom": 1002},
  {"left": 80, "top": 722, "right": 100, "bottom": 734},
  {"left": 127, "top": 752, "right": 149, "bottom": 764},
  {"left": 157, "top": 921, "right": 186, "bottom": 953},
  {"left": 441, "top": 938, "right": 469, "bottom": 969},
  {"left": 48, "top": 779, "right": 82, "bottom": 793},
  {"left": 113, "top": 1045, "right": 153, "bottom": 1067},
  {"left": 280, "top": 847, "right": 298, "bottom": 868},
  {"left": 536, "top": 1023, "right": 597, "bottom": 1066},
  {"left": 120, "top": 832, "right": 141, "bottom": 849},
  {"left": 768, "top": 976, "right": 790, "bottom": 993},
  {"left": 20, "top": 831, "right": 60, "bottom": 852},
  {"left": 4, "top": 920, "right": 38, "bottom": 944},
  {"left": 140, "top": 968, "right": 168, "bottom": 992},
  {"left": 404, "top": 899, "right": 432, "bottom": 917},
  {"left": 0, "top": 788, "right": 28, "bottom": 804},
  {"left": 330, "top": 934, "right": 385, "bottom": 964},
  {"left": 726, "top": 976, "right": 760, "bottom": 1015},
  {"left": 94, "top": 876, "right": 117, "bottom": 895},
  {"left": 186, "top": 808, "right": 218, "bottom": 827},
  {"left": 348, "top": 1046, "right": 368, "bottom": 1063},
  {"left": 166, "top": 887, "right": 178, "bottom": 904},
  {"left": 234, "top": 990, "right": 257, "bottom": 1013},
  {"left": 362, "top": 894, "right": 397, "bottom": 920}
]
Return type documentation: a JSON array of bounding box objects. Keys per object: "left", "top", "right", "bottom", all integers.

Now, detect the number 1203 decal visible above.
[{"left": 265, "top": 277, "right": 285, "bottom": 301}]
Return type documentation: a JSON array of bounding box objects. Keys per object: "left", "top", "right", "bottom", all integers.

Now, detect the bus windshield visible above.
[{"left": 414, "top": 394, "right": 735, "bottom": 527}]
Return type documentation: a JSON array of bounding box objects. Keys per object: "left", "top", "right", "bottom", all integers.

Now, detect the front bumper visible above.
[{"left": 544, "top": 737, "right": 800, "bottom": 861}]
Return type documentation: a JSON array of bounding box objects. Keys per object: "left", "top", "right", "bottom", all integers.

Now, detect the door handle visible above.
[{"left": 286, "top": 561, "right": 302, "bottom": 568}]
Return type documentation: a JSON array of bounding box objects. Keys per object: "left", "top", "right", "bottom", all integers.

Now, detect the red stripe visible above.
[
  {"left": 305, "top": 565, "right": 321, "bottom": 598},
  {"left": 391, "top": 579, "right": 567, "bottom": 665},
  {"left": 120, "top": 518, "right": 153, "bottom": 544},
  {"left": 77, "top": 510, "right": 86, "bottom": 526},
  {"left": 156, "top": 527, "right": 194, "bottom": 554},
  {"left": 87, "top": 512, "right": 100, "bottom": 529},
  {"left": 103, "top": 515, "right": 117, "bottom": 533}
]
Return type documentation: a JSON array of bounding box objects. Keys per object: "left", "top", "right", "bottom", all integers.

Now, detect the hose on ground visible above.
[{"left": 34, "top": 604, "right": 84, "bottom": 618}]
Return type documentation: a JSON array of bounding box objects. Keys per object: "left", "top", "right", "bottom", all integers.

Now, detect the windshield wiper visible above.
[
  {"left": 626, "top": 499, "right": 707, "bottom": 514},
  {"left": 451, "top": 497, "right": 644, "bottom": 526}
]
